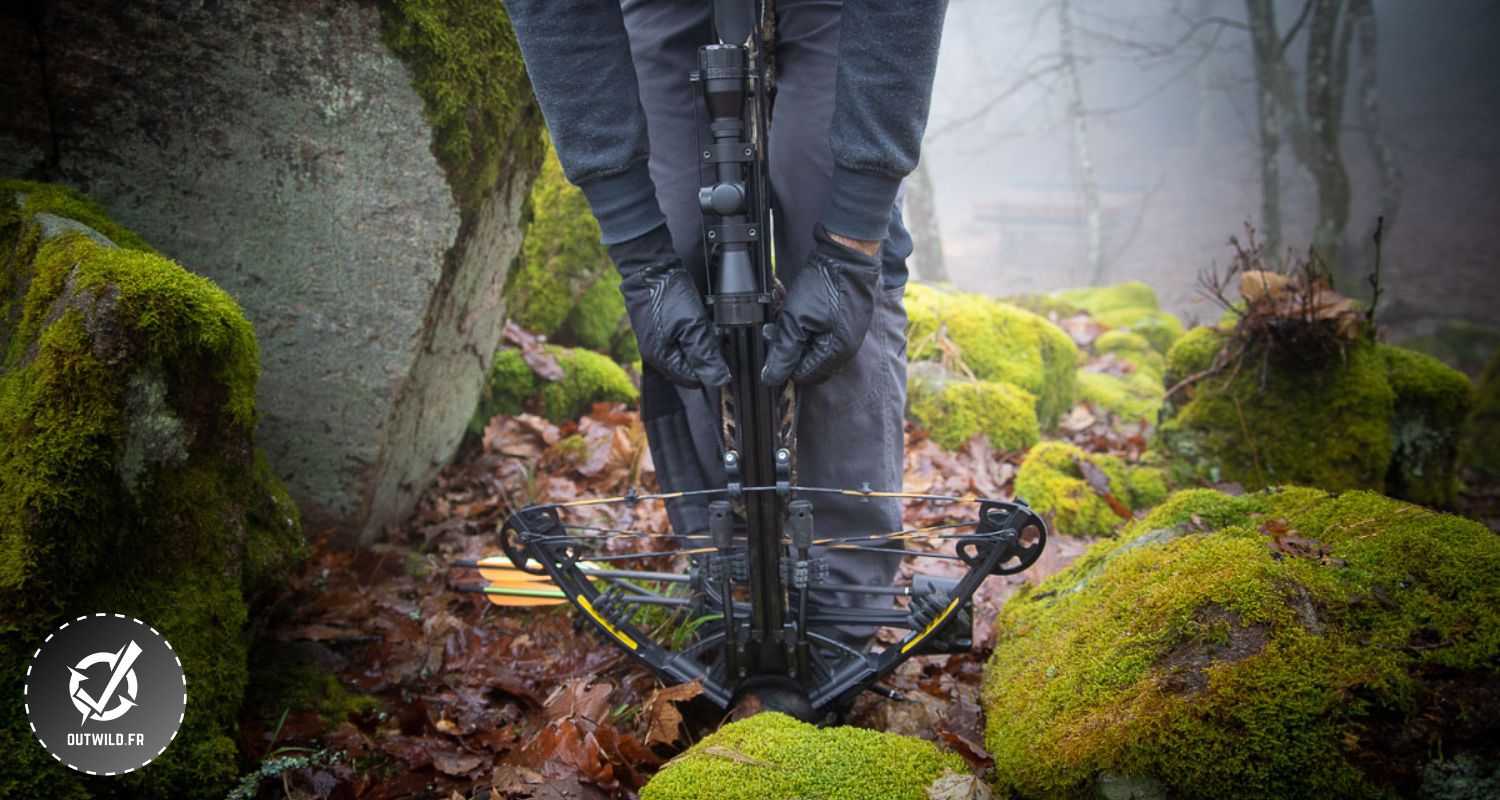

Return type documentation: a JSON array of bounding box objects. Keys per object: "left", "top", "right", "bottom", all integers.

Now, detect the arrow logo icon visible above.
[{"left": 67, "top": 640, "right": 142, "bottom": 726}]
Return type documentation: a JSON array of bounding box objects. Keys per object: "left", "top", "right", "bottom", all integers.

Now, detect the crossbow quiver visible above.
[{"left": 486, "top": 0, "right": 1049, "bottom": 715}]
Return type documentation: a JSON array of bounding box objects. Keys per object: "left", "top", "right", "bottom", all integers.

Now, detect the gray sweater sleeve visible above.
[
  {"left": 823, "top": 0, "right": 950, "bottom": 241},
  {"left": 502, "top": 0, "right": 666, "bottom": 244},
  {"left": 503, "top": 0, "right": 948, "bottom": 246}
]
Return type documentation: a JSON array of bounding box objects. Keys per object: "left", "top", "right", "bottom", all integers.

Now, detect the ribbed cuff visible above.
[
  {"left": 822, "top": 165, "right": 905, "bottom": 243},
  {"left": 579, "top": 160, "right": 668, "bottom": 245}
]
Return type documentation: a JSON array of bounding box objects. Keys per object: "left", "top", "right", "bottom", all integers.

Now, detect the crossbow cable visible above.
[{"left": 459, "top": 0, "right": 1051, "bottom": 713}]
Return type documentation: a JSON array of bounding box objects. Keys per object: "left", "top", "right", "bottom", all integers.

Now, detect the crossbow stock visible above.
[{"left": 459, "top": 0, "right": 1048, "bottom": 715}]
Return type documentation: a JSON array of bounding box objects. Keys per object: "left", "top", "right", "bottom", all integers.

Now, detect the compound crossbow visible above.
[{"left": 458, "top": 0, "right": 1047, "bottom": 716}]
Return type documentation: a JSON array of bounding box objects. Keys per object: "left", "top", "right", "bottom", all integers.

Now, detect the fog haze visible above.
[{"left": 920, "top": 0, "right": 1500, "bottom": 334}]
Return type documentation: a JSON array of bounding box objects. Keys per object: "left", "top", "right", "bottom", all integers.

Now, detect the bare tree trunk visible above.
[
  {"left": 1304, "top": 0, "right": 1353, "bottom": 280},
  {"left": 905, "top": 157, "right": 948, "bottom": 283},
  {"left": 1350, "top": 0, "right": 1400, "bottom": 236},
  {"left": 1058, "top": 0, "right": 1105, "bottom": 285},
  {"left": 1245, "top": 0, "right": 1285, "bottom": 265}
]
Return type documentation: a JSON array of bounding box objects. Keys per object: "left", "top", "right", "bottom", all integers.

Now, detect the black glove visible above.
[
  {"left": 610, "top": 225, "right": 730, "bottom": 389},
  {"left": 761, "top": 224, "right": 881, "bottom": 387}
]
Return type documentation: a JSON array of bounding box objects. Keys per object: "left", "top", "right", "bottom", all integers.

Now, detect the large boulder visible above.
[
  {"left": 906, "top": 282, "right": 1079, "bottom": 430},
  {"left": 0, "top": 0, "right": 544, "bottom": 541},
  {"left": 640, "top": 712, "right": 971, "bottom": 800},
  {"left": 1157, "top": 327, "right": 1474, "bottom": 506},
  {"left": 983, "top": 486, "right": 1500, "bottom": 798},
  {"left": 0, "top": 184, "right": 302, "bottom": 798}
]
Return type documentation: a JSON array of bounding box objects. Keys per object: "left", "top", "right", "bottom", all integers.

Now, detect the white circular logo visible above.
[{"left": 25, "top": 614, "right": 187, "bottom": 775}]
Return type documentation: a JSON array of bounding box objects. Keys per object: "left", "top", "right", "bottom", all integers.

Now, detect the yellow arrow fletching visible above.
[{"left": 482, "top": 593, "right": 568, "bottom": 608}]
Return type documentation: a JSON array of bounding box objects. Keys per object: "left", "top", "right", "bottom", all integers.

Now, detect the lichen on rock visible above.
[
  {"left": 1013, "top": 441, "right": 1167, "bottom": 537},
  {"left": 0, "top": 183, "right": 303, "bottom": 799},
  {"left": 906, "top": 282, "right": 1079, "bottom": 429},
  {"left": 906, "top": 361, "right": 1041, "bottom": 451},
  {"left": 983, "top": 486, "right": 1500, "bottom": 798},
  {"left": 640, "top": 712, "right": 969, "bottom": 800}
]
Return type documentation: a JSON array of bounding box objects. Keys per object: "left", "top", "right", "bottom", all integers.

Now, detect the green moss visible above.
[
  {"left": 0, "top": 189, "right": 302, "bottom": 798},
  {"left": 1156, "top": 334, "right": 1395, "bottom": 493},
  {"left": 641, "top": 712, "right": 968, "bottom": 800},
  {"left": 379, "top": 0, "right": 543, "bottom": 213},
  {"left": 907, "top": 365, "right": 1041, "bottom": 451},
  {"left": 984, "top": 486, "right": 1500, "bottom": 798},
  {"left": 471, "top": 347, "right": 539, "bottom": 430},
  {"left": 471, "top": 344, "right": 636, "bottom": 428},
  {"left": 1093, "top": 307, "right": 1185, "bottom": 354},
  {"left": 1094, "top": 329, "right": 1152, "bottom": 359},
  {"left": 906, "top": 283, "right": 1079, "bottom": 429},
  {"left": 506, "top": 140, "right": 614, "bottom": 336},
  {"left": 1, "top": 179, "right": 158, "bottom": 255},
  {"left": 1078, "top": 370, "right": 1163, "bottom": 421},
  {"left": 1159, "top": 331, "right": 1471, "bottom": 504},
  {"left": 541, "top": 346, "right": 637, "bottom": 422},
  {"left": 1163, "top": 326, "right": 1228, "bottom": 389},
  {"left": 565, "top": 267, "right": 638, "bottom": 363},
  {"left": 1379, "top": 344, "right": 1474, "bottom": 507},
  {"left": 1460, "top": 345, "right": 1500, "bottom": 478},
  {"left": 1013, "top": 442, "right": 1167, "bottom": 537},
  {"left": 1000, "top": 292, "right": 1084, "bottom": 319},
  {"left": 1054, "top": 280, "right": 1160, "bottom": 315}
]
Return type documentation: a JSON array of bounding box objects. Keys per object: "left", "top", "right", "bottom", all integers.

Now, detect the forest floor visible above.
[
  {"left": 240, "top": 399, "right": 1495, "bottom": 799},
  {"left": 239, "top": 401, "right": 1138, "bottom": 800}
]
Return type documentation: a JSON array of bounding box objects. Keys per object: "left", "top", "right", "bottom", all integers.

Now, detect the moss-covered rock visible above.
[
  {"left": 641, "top": 712, "right": 969, "bottom": 800},
  {"left": 2, "top": 1, "right": 546, "bottom": 541},
  {"left": 1013, "top": 442, "right": 1167, "bottom": 537},
  {"left": 1461, "top": 345, "right": 1500, "bottom": 478},
  {"left": 906, "top": 282, "right": 1079, "bottom": 429},
  {"left": 1092, "top": 307, "right": 1184, "bottom": 354},
  {"left": 1158, "top": 327, "right": 1472, "bottom": 505},
  {"left": 502, "top": 140, "right": 639, "bottom": 363},
  {"left": 566, "top": 267, "right": 638, "bottom": 363},
  {"left": 1078, "top": 370, "right": 1163, "bottom": 422},
  {"left": 1380, "top": 344, "right": 1476, "bottom": 507},
  {"left": 907, "top": 362, "right": 1041, "bottom": 451},
  {"left": 505, "top": 141, "right": 614, "bottom": 336},
  {"left": 983, "top": 486, "right": 1500, "bottom": 798},
  {"left": 379, "top": 0, "right": 542, "bottom": 213},
  {"left": 471, "top": 344, "right": 637, "bottom": 428},
  {"left": 0, "top": 184, "right": 303, "bottom": 798},
  {"left": 1054, "top": 280, "right": 1161, "bottom": 315}
]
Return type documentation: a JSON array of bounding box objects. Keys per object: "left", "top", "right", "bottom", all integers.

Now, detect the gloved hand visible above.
[
  {"left": 610, "top": 225, "right": 730, "bottom": 389},
  {"left": 760, "top": 224, "right": 881, "bottom": 386}
]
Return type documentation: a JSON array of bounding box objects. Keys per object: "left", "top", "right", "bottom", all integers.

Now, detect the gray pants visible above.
[{"left": 622, "top": 0, "right": 911, "bottom": 626}]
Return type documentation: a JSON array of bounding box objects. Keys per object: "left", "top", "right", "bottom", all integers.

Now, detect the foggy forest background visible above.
[{"left": 917, "top": 0, "right": 1498, "bottom": 335}]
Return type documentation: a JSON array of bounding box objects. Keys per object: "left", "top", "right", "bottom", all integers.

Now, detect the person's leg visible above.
[
  {"left": 620, "top": 1, "right": 724, "bottom": 538},
  {"left": 768, "top": 0, "right": 913, "bottom": 641}
]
